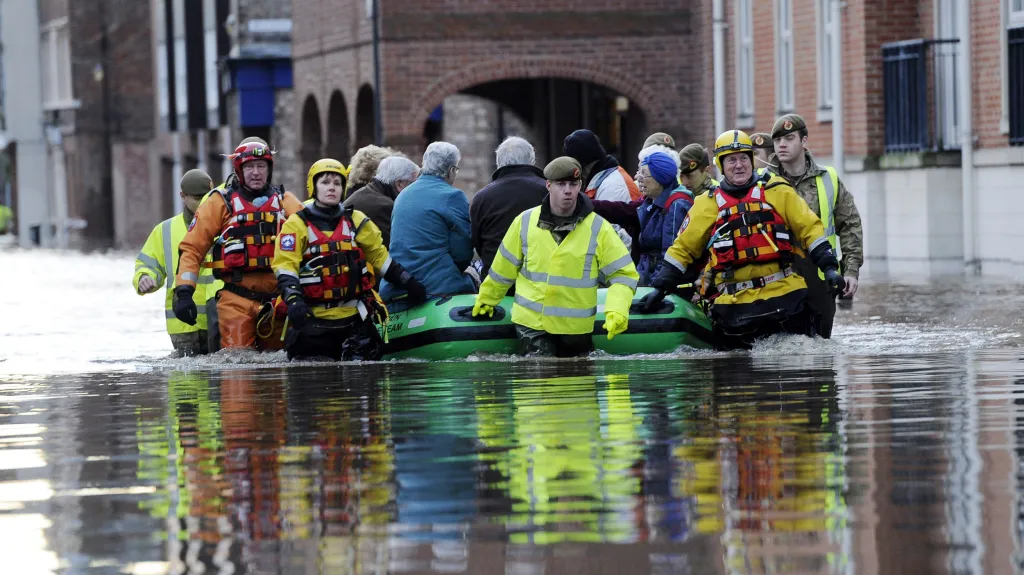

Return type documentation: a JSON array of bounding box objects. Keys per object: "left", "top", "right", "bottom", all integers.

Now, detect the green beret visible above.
[
  {"left": 180, "top": 169, "right": 213, "bottom": 197},
  {"left": 771, "top": 114, "right": 807, "bottom": 140},
  {"left": 642, "top": 132, "right": 676, "bottom": 150},
  {"left": 543, "top": 156, "right": 583, "bottom": 182},
  {"left": 678, "top": 143, "right": 709, "bottom": 174},
  {"left": 750, "top": 132, "right": 773, "bottom": 150}
]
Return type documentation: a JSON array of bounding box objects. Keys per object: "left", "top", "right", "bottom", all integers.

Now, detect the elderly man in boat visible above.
[{"left": 473, "top": 157, "right": 640, "bottom": 357}]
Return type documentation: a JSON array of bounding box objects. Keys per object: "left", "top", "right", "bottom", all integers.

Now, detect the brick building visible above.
[
  {"left": 717, "top": 0, "right": 1024, "bottom": 278},
  {"left": 292, "top": 1, "right": 709, "bottom": 196}
]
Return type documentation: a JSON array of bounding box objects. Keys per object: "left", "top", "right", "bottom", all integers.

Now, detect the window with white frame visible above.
[
  {"left": 1013, "top": 0, "right": 1024, "bottom": 26},
  {"left": 735, "top": 0, "right": 755, "bottom": 126},
  {"left": 816, "top": 0, "right": 834, "bottom": 120},
  {"left": 40, "top": 18, "right": 74, "bottom": 109},
  {"left": 776, "top": 0, "right": 795, "bottom": 113}
]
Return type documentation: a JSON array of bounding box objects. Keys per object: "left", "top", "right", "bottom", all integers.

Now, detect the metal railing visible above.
[
  {"left": 882, "top": 38, "right": 961, "bottom": 153},
  {"left": 1009, "top": 27, "right": 1024, "bottom": 145}
]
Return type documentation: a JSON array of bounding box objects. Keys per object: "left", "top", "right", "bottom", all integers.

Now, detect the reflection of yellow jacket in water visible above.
[
  {"left": 0, "top": 204, "right": 13, "bottom": 234},
  {"left": 478, "top": 375, "right": 644, "bottom": 544}
]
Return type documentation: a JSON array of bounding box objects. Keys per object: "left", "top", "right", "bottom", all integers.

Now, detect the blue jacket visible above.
[
  {"left": 636, "top": 184, "right": 694, "bottom": 285},
  {"left": 380, "top": 174, "right": 476, "bottom": 305}
]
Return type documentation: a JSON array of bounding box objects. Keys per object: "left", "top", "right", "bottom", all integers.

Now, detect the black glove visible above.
[
  {"left": 286, "top": 297, "right": 312, "bottom": 328},
  {"left": 402, "top": 273, "right": 427, "bottom": 304},
  {"left": 823, "top": 268, "right": 846, "bottom": 298},
  {"left": 650, "top": 262, "right": 688, "bottom": 293},
  {"left": 808, "top": 240, "right": 840, "bottom": 273},
  {"left": 637, "top": 290, "right": 667, "bottom": 314},
  {"left": 172, "top": 285, "right": 198, "bottom": 326}
]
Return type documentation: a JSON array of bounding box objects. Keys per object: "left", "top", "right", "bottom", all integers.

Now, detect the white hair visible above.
[
  {"left": 495, "top": 136, "right": 536, "bottom": 169},
  {"left": 421, "top": 141, "right": 461, "bottom": 177},
  {"left": 637, "top": 144, "right": 680, "bottom": 167},
  {"left": 375, "top": 156, "right": 420, "bottom": 185}
]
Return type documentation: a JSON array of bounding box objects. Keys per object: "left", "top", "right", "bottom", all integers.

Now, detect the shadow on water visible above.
[{"left": 10, "top": 351, "right": 1022, "bottom": 574}]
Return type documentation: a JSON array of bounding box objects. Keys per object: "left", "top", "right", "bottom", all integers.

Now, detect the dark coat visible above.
[
  {"left": 470, "top": 164, "right": 548, "bottom": 277},
  {"left": 342, "top": 179, "right": 400, "bottom": 247}
]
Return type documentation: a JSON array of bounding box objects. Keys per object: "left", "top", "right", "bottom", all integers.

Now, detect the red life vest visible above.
[
  {"left": 710, "top": 183, "right": 793, "bottom": 273},
  {"left": 207, "top": 187, "right": 284, "bottom": 279},
  {"left": 296, "top": 210, "right": 376, "bottom": 304}
]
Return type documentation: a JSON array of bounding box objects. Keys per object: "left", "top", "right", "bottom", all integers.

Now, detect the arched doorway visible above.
[
  {"left": 421, "top": 78, "right": 649, "bottom": 197},
  {"left": 355, "top": 85, "right": 376, "bottom": 149},
  {"left": 325, "top": 91, "right": 351, "bottom": 163},
  {"left": 300, "top": 95, "right": 323, "bottom": 181}
]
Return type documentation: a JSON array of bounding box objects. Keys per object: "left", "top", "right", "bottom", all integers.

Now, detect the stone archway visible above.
[
  {"left": 402, "top": 58, "right": 659, "bottom": 138},
  {"left": 300, "top": 95, "right": 323, "bottom": 182},
  {"left": 355, "top": 84, "right": 376, "bottom": 149},
  {"left": 325, "top": 90, "right": 351, "bottom": 163}
]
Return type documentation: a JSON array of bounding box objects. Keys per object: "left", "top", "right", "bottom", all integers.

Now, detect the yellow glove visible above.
[
  {"left": 603, "top": 311, "right": 628, "bottom": 340},
  {"left": 472, "top": 300, "right": 495, "bottom": 318}
]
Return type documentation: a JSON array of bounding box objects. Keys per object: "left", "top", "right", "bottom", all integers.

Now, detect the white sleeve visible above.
[{"left": 593, "top": 170, "right": 632, "bottom": 203}]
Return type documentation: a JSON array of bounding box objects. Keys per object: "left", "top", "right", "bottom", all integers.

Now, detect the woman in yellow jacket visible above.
[
  {"left": 640, "top": 130, "right": 844, "bottom": 350},
  {"left": 272, "top": 159, "right": 426, "bottom": 360}
]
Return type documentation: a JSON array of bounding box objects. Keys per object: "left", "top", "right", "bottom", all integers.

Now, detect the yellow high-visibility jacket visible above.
[
  {"left": 133, "top": 214, "right": 220, "bottom": 333},
  {"left": 478, "top": 206, "right": 639, "bottom": 335}
]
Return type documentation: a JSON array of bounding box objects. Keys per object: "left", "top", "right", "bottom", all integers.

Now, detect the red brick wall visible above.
[
  {"left": 975, "top": 1, "right": 1008, "bottom": 149},
  {"left": 294, "top": 1, "right": 708, "bottom": 158}
]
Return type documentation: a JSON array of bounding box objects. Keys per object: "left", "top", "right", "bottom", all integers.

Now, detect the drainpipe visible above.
[
  {"left": 712, "top": 0, "right": 726, "bottom": 137},
  {"left": 831, "top": 0, "right": 845, "bottom": 181},
  {"left": 959, "top": 0, "right": 977, "bottom": 274}
]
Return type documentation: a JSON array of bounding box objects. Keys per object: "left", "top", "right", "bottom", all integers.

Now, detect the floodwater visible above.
[{"left": 2, "top": 249, "right": 1024, "bottom": 574}]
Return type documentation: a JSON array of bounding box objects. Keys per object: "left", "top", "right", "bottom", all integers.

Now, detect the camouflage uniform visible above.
[{"left": 769, "top": 136, "right": 862, "bottom": 338}]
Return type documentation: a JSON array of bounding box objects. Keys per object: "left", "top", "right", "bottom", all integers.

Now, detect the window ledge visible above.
[
  {"left": 817, "top": 106, "right": 833, "bottom": 124},
  {"left": 42, "top": 99, "right": 81, "bottom": 112},
  {"left": 736, "top": 115, "right": 756, "bottom": 130}
]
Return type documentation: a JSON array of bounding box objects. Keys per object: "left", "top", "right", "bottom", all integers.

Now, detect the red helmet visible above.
[{"left": 230, "top": 142, "right": 274, "bottom": 184}]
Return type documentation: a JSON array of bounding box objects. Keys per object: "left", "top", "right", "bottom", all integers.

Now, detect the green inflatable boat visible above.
[{"left": 377, "top": 287, "right": 714, "bottom": 360}]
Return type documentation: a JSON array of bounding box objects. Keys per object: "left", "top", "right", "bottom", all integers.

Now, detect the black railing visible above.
[
  {"left": 882, "top": 38, "right": 960, "bottom": 153},
  {"left": 1009, "top": 27, "right": 1024, "bottom": 145}
]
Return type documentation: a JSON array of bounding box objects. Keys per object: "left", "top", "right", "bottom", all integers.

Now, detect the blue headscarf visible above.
[{"left": 640, "top": 151, "right": 678, "bottom": 188}]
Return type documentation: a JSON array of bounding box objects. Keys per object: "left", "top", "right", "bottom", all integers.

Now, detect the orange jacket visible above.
[{"left": 176, "top": 187, "right": 304, "bottom": 295}]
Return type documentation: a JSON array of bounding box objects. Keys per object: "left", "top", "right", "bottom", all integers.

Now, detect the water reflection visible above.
[
  {"left": 98, "top": 359, "right": 848, "bottom": 573},
  {"left": 6, "top": 350, "right": 1024, "bottom": 573}
]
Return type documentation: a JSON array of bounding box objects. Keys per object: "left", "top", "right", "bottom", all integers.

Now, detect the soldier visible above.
[
  {"left": 750, "top": 132, "right": 775, "bottom": 175},
  {"left": 677, "top": 143, "right": 719, "bottom": 197},
  {"left": 769, "top": 113, "right": 863, "bottom": 338}
]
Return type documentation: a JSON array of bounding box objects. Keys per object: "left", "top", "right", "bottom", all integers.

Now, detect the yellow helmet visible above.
[
  {"left": 306, "top": 158, "right": 350, "bottom": 200},
  {"left": 712, "top": 130, "right": 754, "bottom": 171}
]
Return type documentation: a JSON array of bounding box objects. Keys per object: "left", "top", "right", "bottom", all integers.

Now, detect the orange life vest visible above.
[
  {"left": 296, "top": 209, "right": 375, "bottom": 304},
  {"left": 710, "top": 183, "right": 793, "bottom": 273},
  {"left": 207, "top": 187, "right": 285, "bottom": 279}
]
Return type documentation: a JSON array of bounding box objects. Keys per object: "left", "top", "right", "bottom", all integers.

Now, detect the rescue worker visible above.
[
  {"left": 770, "top": 114, "right": 864, "bottom": 338},
  {"left": 134, "top": 169, "right": 217, "bottom": 356},
  {"left": 273, "top": 158, "right": 426, "bottom": 361},
  {"left": 750, "top": 132, "right": 775, "bottom": 175},
  {"left": 677, "top": 144, "right": 719, "bottom": 197},
  {"left": 172, "top": 142, "right": 305, "bottom": 351},
  {"left": 640, "top": 130, "right": 845, "bottom": 350},
  {"left": 473, "top": 157, "right": 640, "bottom": 357},
  {"left": 634, "top": 150, "right": 694, "bottom": 285},
  {"left": 563, "top": 129, "right": 642, "bottom": 203}
]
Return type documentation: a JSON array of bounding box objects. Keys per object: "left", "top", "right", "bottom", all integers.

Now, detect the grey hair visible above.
[
  {"left": 421, "top": 141, "right": 461, "bottom": 177},
  {"left": 495, "top": 136, "right": 536, "bottom": 169},
  {"left": 375, "top": 156, "right": 420, "bottom": 185}
]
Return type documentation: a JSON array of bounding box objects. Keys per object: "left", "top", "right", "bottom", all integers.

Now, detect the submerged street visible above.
[{"left": 2, "top": 249, "right": 1024, "bottom": 574}]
